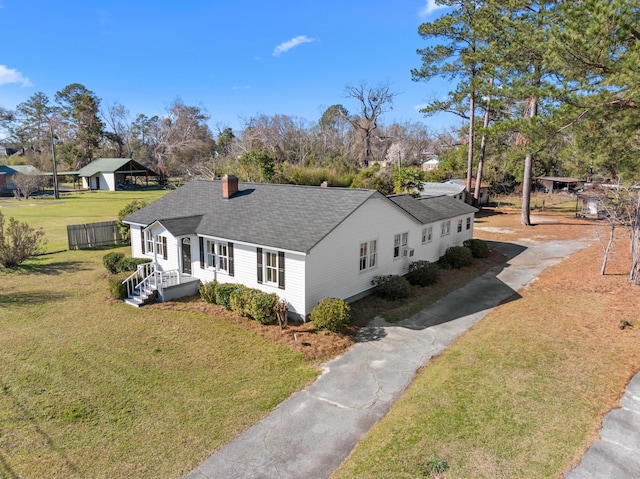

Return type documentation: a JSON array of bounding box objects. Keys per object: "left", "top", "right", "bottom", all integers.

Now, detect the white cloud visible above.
[
  {"left": 273, "top": 35, "right": 316, "bottom": 57},
  {"left": 0, "top": 65, "right": 32, "bottom": 87},
  {"left": 418, "top": 0, "right": 448, "bottom": 18},
  {"left": 232, "top": 85, "right": 251, "bottom": 91}
]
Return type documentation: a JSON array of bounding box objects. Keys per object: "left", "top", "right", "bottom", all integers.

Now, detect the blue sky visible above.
[{"left": 0, "top": 0, "right": 458, "bottom": 134}]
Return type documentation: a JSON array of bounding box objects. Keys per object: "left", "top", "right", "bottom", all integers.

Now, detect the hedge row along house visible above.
[{"left": 123, "top": 175, "right": 477, "bottom": 319}]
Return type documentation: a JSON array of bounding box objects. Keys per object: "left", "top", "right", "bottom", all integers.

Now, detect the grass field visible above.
[
  {"left": 332, "top": 211, "right": 640, "bottom": 479},
  {"left": 0, "top": 188, "right": 169, "bottom": 251},
  {"left": 0, "top": 190, "right": 319, "bottom": 477}
]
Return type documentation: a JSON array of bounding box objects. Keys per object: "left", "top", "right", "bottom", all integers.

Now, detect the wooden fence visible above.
[{"left": 67, "top": 220, "right": 123, "bottom": 250}]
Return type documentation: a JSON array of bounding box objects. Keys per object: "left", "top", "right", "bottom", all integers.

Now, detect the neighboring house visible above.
[
  {"left": 419, "top": 181, "right": 466, "bottom": 201},
  {"left": 0, "top": 165, "right": 42, "bottom": 193},
  {"left": 78, "top": 158, "right": 159, "bottom": 191},
  {"left": 446, "top": 178, "right": 491, "bottom": 205},
  {"left": 123, "top": 175, "right": 478, "bottom": 319},
  {"left": 421, "top": 158, "right": 440, "bottom": 172}
]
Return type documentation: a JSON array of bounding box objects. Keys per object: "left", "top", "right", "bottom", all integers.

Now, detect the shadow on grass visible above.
[
  {"left": 355, "top": 241, "right": 527, "bottom": 342},
  {"left": 11, "top": 258, "right": 91, "bottom": 276},
  {"left": 0, "top": 290, "right": 69, "bottom": 306}
]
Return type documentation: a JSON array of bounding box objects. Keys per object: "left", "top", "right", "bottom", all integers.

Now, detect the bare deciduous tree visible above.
[
  {"left": 12, "top": 173, "right": 45, "bottom": 200},
  {"left": 344, "top": 82, "right": 396, "bottom": 167}
]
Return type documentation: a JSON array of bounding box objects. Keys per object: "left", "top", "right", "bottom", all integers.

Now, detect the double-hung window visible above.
[
  {"left": 457, "top": 219, "right": 463, "bottom": 232},
  {"left": 217, "top": 243, "right": 228, "bottom": 272},
  {"left": 441, "top": 220, "right": 451, "bottom": 237},
  {"left": 422, "top": 226, "right": 433, "bottom": 244},
  {"left": 155, "top": 235, "right": 167, "bottom": 260},
  {"left": 359, "top": 240, "right": 377, "bottom": 271},
  {"left": 466, "top": 217, "right": 471, "bottom": 230},
  {"left": 393, "top": 232, "right": 408, "bottom": 258},
  {"left": 257, "top": 248, "right": 285, "bottom": 289},
  {"left": 144, "top": 230, "right": 154, "bottom": 254},
  {"left": 200, "top": 238, "right": 234, "bottom": 276}
]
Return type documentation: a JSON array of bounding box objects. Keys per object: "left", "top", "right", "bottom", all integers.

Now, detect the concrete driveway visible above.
[
  {"left": 565, "top": 371, "right": 640, "bottom": 479},
  {"left": 185, "top": 239, "right": 591, "bottom": 479}
]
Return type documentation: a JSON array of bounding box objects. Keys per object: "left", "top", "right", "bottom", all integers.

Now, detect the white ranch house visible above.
[{"left": 123, "top": 175, "right": 477, "bottom": 320}]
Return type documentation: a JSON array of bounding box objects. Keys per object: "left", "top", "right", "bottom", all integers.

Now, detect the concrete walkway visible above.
[
  {"left": 565, "top": 371, "right": 640, "bottom": 479},
  {"left": 185, "top": 239, "right": 590, "bottom": 479}
]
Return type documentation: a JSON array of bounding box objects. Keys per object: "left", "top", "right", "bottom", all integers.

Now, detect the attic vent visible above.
[{"left": 222, "top": 174, "right": 239, "bottom": 199}]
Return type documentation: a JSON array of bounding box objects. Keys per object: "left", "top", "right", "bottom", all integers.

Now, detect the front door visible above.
[{"left": 182, "top": 238, "right": 192, "bottom": 275}]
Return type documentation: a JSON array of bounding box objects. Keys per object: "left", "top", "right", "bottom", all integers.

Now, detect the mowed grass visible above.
[
  {"left": 0, "top": 188, "right": 168, "bottom": 251},
  {"left": 0, "top": 193, "right": 318, "bottom": 478},
  {"left": 333, "top": 228, "right": 640, "bottom": 478}
]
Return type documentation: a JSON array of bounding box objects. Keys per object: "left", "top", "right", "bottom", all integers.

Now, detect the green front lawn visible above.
[
  {"left": 0, "top": 249, "right": 317, "bottom": 478},
  {"left": 0, "top": 189, "right": 169, "bottom": 251}
]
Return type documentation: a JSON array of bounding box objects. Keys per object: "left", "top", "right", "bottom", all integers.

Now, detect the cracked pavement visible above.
[{"left": 184, "top": 239, "right": 591, "bottom": 479}]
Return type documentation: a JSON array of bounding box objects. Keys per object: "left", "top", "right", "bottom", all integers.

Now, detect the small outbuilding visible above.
[{"left": 78, "top": 158, "right": 159, "bottom": 191}]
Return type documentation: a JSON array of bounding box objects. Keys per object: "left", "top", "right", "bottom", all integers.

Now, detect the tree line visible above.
[{"left": 0, "top": 0, "right": 637, "bottom": 207}]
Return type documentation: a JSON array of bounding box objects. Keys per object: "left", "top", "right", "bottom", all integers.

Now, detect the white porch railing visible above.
[{"left": 122, "top": 262, "right": 181, "bottom": 300}]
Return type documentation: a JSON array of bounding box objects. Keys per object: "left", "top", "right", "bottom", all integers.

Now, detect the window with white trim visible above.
[
  {"left": 155, "top": 235, "right": 165, "bottom": 258},
  {"left": 466, "top": 217, "right": 471, "bottom": 230},
  {"left": 393, "top": 232, "right": 408, "bottom": 258},
  {"left": 422, "top": 226, "right": 433, "bottom": 244},
  {"left": 205, "top": 240, "right": 216, "bottom": 269},
  {"left": 441, "top": 220, "right": 451, "bottom": 236},
  {"left": 457, "top": 219, "right": 463, "bottom": 232},
  {"left": 265, "top": 251, "right": 278, "bottom": 284},
  {"left": 256, "top": 248, "right": 284, "bottom": 289},
  {"left": 359, "top": 240, "right": 377, "bottom": 271},
  {"left": 144, "top": 230, "right": 154, "bottom": 254},
  {"left": 217, "top": 242, "right": 228, "bottom": 272}
]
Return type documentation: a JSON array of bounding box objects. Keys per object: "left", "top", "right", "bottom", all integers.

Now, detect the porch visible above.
[{"left": 122, "top": 262, "right": 200, "bottom": 307}]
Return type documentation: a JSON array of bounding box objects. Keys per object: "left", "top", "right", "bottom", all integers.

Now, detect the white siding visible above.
[
  {"left": 305, "top": 199, "right": 476, "bottom": 314},
  {"left": 193, "top": 238, "right": 308, "bottom": 318}
]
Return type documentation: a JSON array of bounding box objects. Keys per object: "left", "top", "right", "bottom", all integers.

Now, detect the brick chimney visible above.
[{"left": 222, "top": 174, "right": 239, "bottom": 199}]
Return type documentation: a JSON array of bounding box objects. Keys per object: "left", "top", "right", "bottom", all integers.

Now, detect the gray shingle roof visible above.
[
  {"left": 388, "top": 194, "right": 478, "bottom": 224},
  {"left": 0, "top": 165, "right": 41, "bottom": 176},
  {"left": 125, "top": 180, "right": 380, "bottom": 252}
]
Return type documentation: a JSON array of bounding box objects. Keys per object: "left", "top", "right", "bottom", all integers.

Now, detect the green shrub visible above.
[
  {"left": 230, "top": 286, "right": 252, "bottom": 317},
  {"left": 117, "top": 257, "right": 151, "bottom": 273},
  {"left": 103, "top": 252, "right": 125, "bottom": 274},
  {"left": 246, "top": 290, "right": 279, "bottom": 325},
  {"left": 215, "top": 283, "right": 245, "bottom": 310},
  {"left": 372, "top": 274, "right": 411, "bottom": 300},
  {"left": 103, "top": 253, "right": 150, "bottom": 274},
  {"left": 199, "top": 280, "right": 218, "bottom": 304},
  {"left": 440, "top": 246, "right": 473, "bottom": 269},
  {"left": 424, "top": 456, "right": 449, "bottom": 475},
  {"left": 463, "top": 238, "right": 490, "bottom": 258},
  {"left": 310, "top": 298, "right": 351, "bottom": 333},
  {"left": 108, "top": 273, "right": 130, "bottom": 300},
  {"left": 405, "top": 260, "right": 440, "bottom": 287},
  {"left": 117, "top": 199, "right": 148, "bottom": 243}
]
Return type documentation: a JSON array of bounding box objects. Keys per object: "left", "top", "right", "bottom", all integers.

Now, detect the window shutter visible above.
[
  {"left": 199, "top": 237, "right": 204, "bottom": 269},
  {"left": 162, "top": 236, "right": 168, "bottom": 260},
  {"left": 278, "top": 251, "right": 285, "bottom": 290},
  {"left": 228, "top": 242, "right": 234, "bottom": 276},
  {"left": 256, "top": 248, "right": 263, "bottom": 283},
  {"left": 140, "top": 228, "right": 145, "bottom": 254}
]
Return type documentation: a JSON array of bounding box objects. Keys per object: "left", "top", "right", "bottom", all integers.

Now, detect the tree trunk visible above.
[
  {"left": 521, "top": 96, "right": 538, "bottom": 226},
  {"left": 521, "top": 151, "right": 533, "bottom": 226},
  {"left": 602, "top": 223, "right": 616, "bottom": 275},
  {"left": 630, "top": 193, "right": 640, "bottom": 284},
  {"left": 474, "top": 79, "right": 492, "bottom": 206},
  {"left": 466, "top": 89, "right": 475, "bottom": 204}
]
